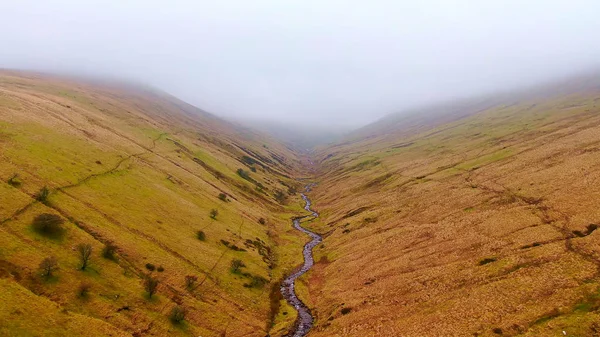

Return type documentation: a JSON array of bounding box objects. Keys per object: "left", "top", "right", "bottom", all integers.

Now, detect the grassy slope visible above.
[
  {"left": 307, "top": 88, "right": 600, "bottom": 336},
  {"left": 0, "top": 71, "right": 309, "bottom": 336}
]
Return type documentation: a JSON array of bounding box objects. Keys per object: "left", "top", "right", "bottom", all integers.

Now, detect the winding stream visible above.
[{"left": 281, "top": 185, "right": 322, "bottom": 337}]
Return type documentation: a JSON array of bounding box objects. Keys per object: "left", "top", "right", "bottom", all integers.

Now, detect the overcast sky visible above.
[{"left": 1, "top": 1, "right": 600, "bottom": 128}]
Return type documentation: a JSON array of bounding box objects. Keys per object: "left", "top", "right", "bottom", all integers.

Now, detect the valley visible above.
[{"left": 2, "top": 70, "right": 600, "bottom": 337}]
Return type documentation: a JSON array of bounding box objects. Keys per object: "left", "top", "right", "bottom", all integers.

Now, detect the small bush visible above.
[
  {"left": 36, "top": 186, "right": 50, "bottom": 203},
  {"left": 39, "top": 256, "right": 58, "bottom": 277},
  {"left": 145, "top": 263, "right": 156, "bottom": 271},
  {"left": 32, "top": 213, "right": 65, "bottom": 236},
  {"left": 218, "top": 193, "right": 228, "bottom": 201},
  {"left": 7, "top": 174, "right": 21, "bottom": 187},
  {"left": 230, "top": 259, "right": 246, "bottom": 273},
  {"left": 274, "top": 190, "right": 287, "bottom": 204},
  {"left": 341, "top": 307, "right": 352, "bottom": 315},
  {"left": 77, "top": 243, "right": 93, "bottom": 270},
  {"left": 185, "top": 275, "right": 198, "bottom": 289},
  {"left": 210, "top": 209, "right": 218, "bottom": 219},
  {"left": 102, "top": 243, "right": 118, "bottom": 260},
  {"left": 196, "top": 230, "right": 206, "bottom": 241},
  {"left": 258, "top": 218, "right": 266, "bottom": 225},
  {"left": 157, "top": 266, "right": 164, "bottom": 272},
  {"left": 241, "top": 156, "right": 257, "bottom": 165},
  {"left": 244, "top": 275, "right": 268, "bottom": 289},
  {"left": 77, "top": 282, "right": 92, "bottom": 298},
  {"left": 144, "top": 276, "right": 159, "bottom": 298},
  {"left": 479, "top": 258, "right": 497, "bottom": 266},
  {"left": 237, "top": 168, "right": 251, "bottom": 180},
  {"left": 169, "top": 305, "right": 186, "bottom": 323},
  {"left": 250, "top": 167, "right": 257, "bottom": 173}
]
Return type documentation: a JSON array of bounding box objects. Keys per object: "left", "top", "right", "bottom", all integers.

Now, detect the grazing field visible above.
[
  {"left": 304, "top": 88, "right": 600, "bottom": 336},
  {"left": 0, "top": 71, "right": 312, "bottom": 336}
]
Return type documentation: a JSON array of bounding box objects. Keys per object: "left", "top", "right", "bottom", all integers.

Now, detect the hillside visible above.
[
  {"left": 0, "top": 70, "right": 311, "bottom": 336},
  {"left": 303, "top": 78, "right": 600, "bottom": 336},
  {"left": 5, "top": 69, "right": 600, "bottom": 337}
]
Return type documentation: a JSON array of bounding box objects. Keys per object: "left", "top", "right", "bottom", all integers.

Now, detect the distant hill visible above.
[{"left": 345, "top": 71, "right": 600, "bottom": 144}]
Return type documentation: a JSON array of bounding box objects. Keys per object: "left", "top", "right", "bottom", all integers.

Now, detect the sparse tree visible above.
[
  {"left": 218, "top": 193, "right": 228, "bottom": 201},
  {"left": 196, "top": 230, "right": 206, "bottom": 241},
  {"left": 236, "top": 168, "right": 250, "bottom": 180},
  {"left": 258, "top": 218, "right": 266, "bottom": 225},
  {"left": 39, "top": 256, "right": 58, "bottom": 277},
  {"left": 144, "top": 275, "right": 159, "bottom": 298},
  {"left": 210, "top": 209, "right": 218, "bottom": 219},
  {"left": 184, "top": 275, "right": 198, "bottom": 289},
  {"left": 32, "top": 213, "right": 64, "bottom": 235},
  {"left": 77, "top": 282, "right": 92, "bottom": 298},
  {"left": 230, "top": 259, "right": 245, "bottom": 273},
  {"left": 102, "top": 242, "right": 118, "bottom": 260},
  {"left": 36, "top": 186, "right": 50, "bottom": 203},
  {"left": 169, "top": 305, "right": 186, "bottom": 323},
  {"left": 145, "top": 263, "right": 156, "bottom": 271},
  {"left": 7, "top": 173, "right": 21, "bottom": 187},
  {"left": 274, "top": 190, "right": 287, "bottom": 204},
  {"left": 76, "top": 243, "right": 93, "bottom": 270}
]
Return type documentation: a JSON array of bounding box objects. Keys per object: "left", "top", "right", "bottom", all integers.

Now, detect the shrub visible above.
[
  {"left": 241, "top": 156, "right": 257, "bottom": 165},
  {"left": 76, "top": 243, "right": 93, "bottom": 270},
  {"left": 258, "top": 218, "right": 266, "bottom": 225},
  {"left": 237, "top": 168, "right": 251, "bottom": 180},
  {"left": 7, "top": 174, "right": 21, "bottom": 187},
  {"left": 255, "top": 183, "right": 265, "bottom": 192},
  {"left": 185, "top": 275, "right": 198, "bottom": 289},
  {"left": 210, "top": 209, "right": 218, "bottom": 219},
  {"left": 478, "top": 258, "right": 497, "bottom": 266},
  {"left": 230, "top": 259, "right": 246, "bottom": 273},
  {"left": 102, "top": 243, "right": 118, "bottom": 260},
  {"left": 32, "top": 213, "right": 65, "bottom": 236},
  {"left": 157, "top": 266, "right": 164, "bottom": 272},
  {"left": 218, "top": 193, "right": 228, "bottom": 201},
  {"left": 39, "top": 256, "right": 58, "bottom": 277},
  {"left": 144, "top": 276, "right": 159, "bottom": 298},
  {"left": 77, "top": 282, "right": 92, "bottom": 298},
  {"left": 341, "top": 307, "right": 352, "bottom": 315},
  {"left": 196, "top": 230, "right": 206, "bottom": 241},
  {"left": 245, "top": 275, "right": 268, "bottom": 289},
  {"left": 169, "top": 305, "right": 186, "bottom": 323},
  {"left": 145, "top": 263, "right": 156, "bottom": 271},
  {"left": 274, "top": 190, "right": 287, "bottom": 204},
  {"left": 250, "top": 167, "right": 257, "bottom": 172},
  {"left": 36, "top": 186, "right": 50, "bottom": 203}
]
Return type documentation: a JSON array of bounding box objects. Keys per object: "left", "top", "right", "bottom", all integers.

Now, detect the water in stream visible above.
[{"left": 280, "top": 186, "right": 322, "bottom": 337}]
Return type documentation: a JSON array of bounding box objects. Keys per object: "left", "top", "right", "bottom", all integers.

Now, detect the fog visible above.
[{"left": 1, "top": 1, "right": 600, "bottom": 130}]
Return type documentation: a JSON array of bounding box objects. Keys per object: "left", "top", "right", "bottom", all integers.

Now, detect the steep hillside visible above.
[
  {"left": 304, "top": 80, "right": 600, "bottom": 336},
  {"left": 0, "top": 70, "right": 310, "bottom": 336}
]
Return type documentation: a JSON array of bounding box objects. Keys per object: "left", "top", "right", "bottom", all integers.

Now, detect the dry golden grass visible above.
[{"left": 306, "top": 93, "right": 600, "bottom": 336}]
